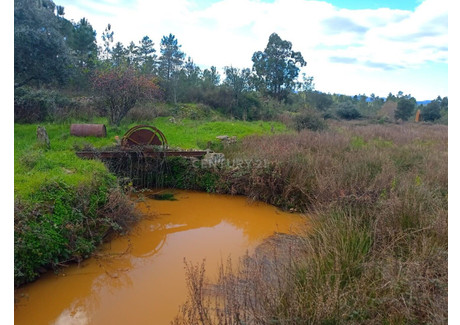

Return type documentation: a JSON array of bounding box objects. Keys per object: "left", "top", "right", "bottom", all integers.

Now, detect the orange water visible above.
[{"left": 14, "top": 190, "right": 305, "bottom": 325}]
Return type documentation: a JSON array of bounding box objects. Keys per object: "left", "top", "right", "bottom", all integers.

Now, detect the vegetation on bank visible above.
[
  {"left": 15, "top": 117, "right": 448, "bottom": 325},
  {"left": 14, "top": 118, "right": 286, "bottom": 286},
  {"left": 15, "top": 123, "right": 126, "bottom": 286},
  {"left": 173, "top": 122, "right": 448, "bottom": 324}
]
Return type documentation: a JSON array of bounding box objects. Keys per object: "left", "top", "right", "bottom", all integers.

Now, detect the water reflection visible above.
[
  {"left": 15, "top": 190, "right": 304, "bottom": 325},
  {"left": 53, "top": 305, "right": 89, "bottom": 325}
]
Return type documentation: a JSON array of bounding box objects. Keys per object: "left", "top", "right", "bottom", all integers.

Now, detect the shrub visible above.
[
  {"left": 14, "top": 87, "right": 80, "bottom": 123},
  {"left": 395, "top": 98, "right": 416, "bottom": 121},
  {"left": 15, "top": 87, "right": 56, "bottom": 123},
  {"left": 293, "top": 110, "right": 327, "bottom": 131},
  {"left": 124, "top": 104, "right": 159, "bottom": 122},
  {"left": 163, "top": 157, "right": 219, "bottom": 192},
  {"left": 92, "top": 66, "right": 162, "bottom": 125},
  {"left": 276, "top": 111, "right": 295, "bottom": 128},
  {"left": 422, "top": 100, "right": 441, "bottom": 121},
  {"left": 53, "top": 96, "right": 103, "bottom": 122},
  {"left": 336, "top": 101, "right": 362, "bottom": 120},
  {"left": 305, "top": 90, "right": 334, "bottom": 111},
  {"left": 175, "top": 103, "right": 212, "bottom": 120},
  {"left": 14, "top": 180, "right": 136, "bottom": 287}
]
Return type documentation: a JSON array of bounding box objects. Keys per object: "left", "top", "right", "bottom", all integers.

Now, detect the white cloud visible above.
[{"left": 58, "top": 0, "right": 448, "bottom": 99}]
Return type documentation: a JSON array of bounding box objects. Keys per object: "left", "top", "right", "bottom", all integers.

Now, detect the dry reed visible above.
[{"left": 174, "top": 122, "right": 448, "bottom": 324}]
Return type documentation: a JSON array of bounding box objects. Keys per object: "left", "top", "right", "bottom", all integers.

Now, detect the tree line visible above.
[{"left": 14, "top": 0, "right": 447, "bottom": 125}]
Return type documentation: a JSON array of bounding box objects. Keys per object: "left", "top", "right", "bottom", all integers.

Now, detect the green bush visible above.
[
  {"left": 14, "top": 176, "right": 137, "bottom": 287},
  {"left": 14, "top": 87, "right": 56, "bottom": 123},
  {"left": 394, "top": 98, "right": 416, "bottom": 121},
  {"left": 14, "top": 87, "right": 77, "bottom": 123},
  {"left": 162, "top": 157, "right": 219, "bottom": 192},
  {"left": 293, "top": 110, "right": 327, "bottom": 131},
  {"left": 422, "top": 100, "right": 441, "bottom": 121},
  {"left": 336, "top": 102, "right": 362, "bottom": 120},
  {"left": 15, "top": 180, "right": 108, "bottom": 286}
]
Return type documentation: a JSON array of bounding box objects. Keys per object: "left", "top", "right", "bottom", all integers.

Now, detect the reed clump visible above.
[{"left": 174, "top": 122, "right": 448, "bottom": 324}]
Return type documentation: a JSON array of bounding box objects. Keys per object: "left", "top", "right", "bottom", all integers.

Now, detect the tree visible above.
[
  {"left": 368, "top": 93, "right": 385, "bottom": 114},
  {"left": 125, "top": 41, "right": 138, "bottom": 67},
  {"left": 92, "top": 67, "right": 161, "bottom": 125},
  {"left": 299, "top": 73, "right": 314, "bottom": 92},
  {"left": 386, "top": 92, "right": 397, "bottom": 102},
  {"left": 422, "top": 100, "right": 441, "bottom": 121},
  {"left": 394, "top": 98, "right": 416, "bottom": 121},
  {"left": 252, "top": 33, "right": 306, "bottom": 101},
  {"left": 202, "top": 66, "right": 220, "bottom": 89},
  {"left": 176, "top": 57, "right": 202, "bottom": 102},
  {"left": 158, "top": 34, "right": 185, "bottom": 103},
  {"left": 111, "top": 42, "right": 127, "bottom": 67},
  {"left": 224, "top": 67, "right": 251, "bottom": 96},
  {"left": 158, "top": 34, "right": 185, "bottom": 81},
  {"left": 136, "top": 36, "right": 157, "bottom": 75},
  {"left": 14, "top": 0, "right": 73, "bottom": 87},
  {"left": 101, "top": 24, "right": 114, "bottom": 60},
  {"left": 69, "top": 18, "right": 97, "bottom": 69},
  {"left": 297, "top": 74, "right": 315, "bottom": 107},
  {"left": 56, "top": 5, "right": 65, "bottom": 16},
  {"left": 66, "top": 17, "right": 97, "bottom": 89},
  {"left": 183, "top": 58, "right": 201, "bottom": 85},
  {"left": 306, "top": 91, "right": 333, "bottom": 111},
  {"left": 224, "top": 66, "right": 253, "bottom": 119},
  {"left": 440, "top": 96, "right": 448, "bottom": 111}
]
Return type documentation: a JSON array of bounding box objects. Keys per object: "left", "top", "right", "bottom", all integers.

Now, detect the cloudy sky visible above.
[{"left": 52, "top": 0, "right": 448, "bottom": 100}]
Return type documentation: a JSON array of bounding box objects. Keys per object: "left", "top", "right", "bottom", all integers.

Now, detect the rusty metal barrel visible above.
[{"left": 70, "top": 124, "right": 107, "bottom": 137}]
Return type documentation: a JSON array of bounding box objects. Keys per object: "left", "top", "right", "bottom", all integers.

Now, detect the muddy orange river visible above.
[{"left": 14, "top": 190, "right": 305, "bottom": 325}]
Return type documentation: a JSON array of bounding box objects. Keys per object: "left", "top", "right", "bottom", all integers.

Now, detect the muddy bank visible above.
[{"left": 106, "top": 155, "right": 311, "bottom": 212}]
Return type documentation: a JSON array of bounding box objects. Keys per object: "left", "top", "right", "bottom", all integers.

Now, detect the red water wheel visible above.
[{"left": 121, "top": 125, "right": 168, "bottom": 149}]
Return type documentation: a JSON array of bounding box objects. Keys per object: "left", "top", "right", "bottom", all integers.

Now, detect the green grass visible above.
[
  {"left": 134, "top": 117, "right": 287, "bottom": 149},
  {"left": 14, "top": 118, "right": 286, "bottom": 198},
  {"left": 14, "top": 124, "right": 114, "bottom": 199}
]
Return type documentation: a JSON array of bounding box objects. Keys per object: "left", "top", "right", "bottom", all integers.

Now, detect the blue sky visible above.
[
  {"left": 326, "top": 0, "right": 421, "bottom": 10},
  {"left": 190, "top": 0, "right": 422, "bottom": 10},
  {"left": 53, "top": 0, "right": 448, "bottom": 100}
]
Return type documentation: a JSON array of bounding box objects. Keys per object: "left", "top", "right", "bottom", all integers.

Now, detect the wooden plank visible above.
[{"left": 76, "top": 150, "right": 208, "bottom": 159}]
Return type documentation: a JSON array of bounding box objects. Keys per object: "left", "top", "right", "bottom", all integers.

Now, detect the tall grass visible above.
[{"left": 174, "top": 122, "right": 448, "bottom": 324}]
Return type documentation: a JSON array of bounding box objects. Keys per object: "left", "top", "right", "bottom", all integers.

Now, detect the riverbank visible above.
[
  {"left": 14, "top": 118, "right": 286, "bottom": 286},
  {"left": 174, "top": 121, "right": 448, "bottom": 324},
  {"left": 14, "top": 189, "right": 305, "bottom": 325},
  {"left": 14, "top": 119, "right": 448, "bottom": 323}
]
